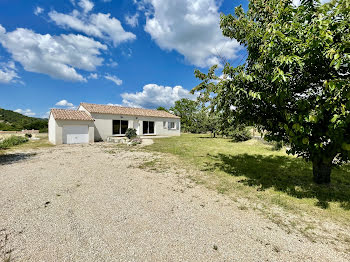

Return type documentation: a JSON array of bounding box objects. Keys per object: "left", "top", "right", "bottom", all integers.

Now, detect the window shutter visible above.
[
  {"left": 168, "top": 122, "right": 171, "bottom": 129},
  {"left": 176, "top": 122, "right": 179, "bottom": 130}
]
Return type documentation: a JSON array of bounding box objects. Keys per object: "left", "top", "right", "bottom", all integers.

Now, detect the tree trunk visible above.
[{"left": 312, "top": 160, "right": 332, "bottom": 184}]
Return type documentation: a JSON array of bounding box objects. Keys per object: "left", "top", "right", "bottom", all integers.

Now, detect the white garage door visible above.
[{"left": 63, "top": 125, "right": 89, "bottom": 144}]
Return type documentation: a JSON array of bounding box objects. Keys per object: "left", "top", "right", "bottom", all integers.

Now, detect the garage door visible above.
[{"left": 63, "top": 125, "right": 89, "bottom": 144}]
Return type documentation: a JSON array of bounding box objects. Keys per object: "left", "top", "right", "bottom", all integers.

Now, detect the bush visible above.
[
  {"left": 125, "top": 128, "right": 137, "bottom": 139},
  {"left": 271, "top": 141, "right": 283, "bottom": 151},
  {"left": 230, "top": 126, "right": 252, "bottom": 142},
  {"left": 25, "top": 134, "right": 32, "bottom": 138},
  {"left": 0, "top": 136, "right": 29, "bottom": 149}
]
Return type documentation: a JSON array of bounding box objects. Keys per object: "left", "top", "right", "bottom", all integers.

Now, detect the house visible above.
[{"left": 49, "top": 103, "right": 181, "bottom": 145}]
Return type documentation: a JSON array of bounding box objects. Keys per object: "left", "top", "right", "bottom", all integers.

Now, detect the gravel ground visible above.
[{"left": 0, "top": 143, "right": 349, "bottom": 262}]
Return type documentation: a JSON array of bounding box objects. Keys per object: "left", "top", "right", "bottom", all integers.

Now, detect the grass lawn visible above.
[{"left": 145, "top": 134, "right": 350, "bottom": 236}]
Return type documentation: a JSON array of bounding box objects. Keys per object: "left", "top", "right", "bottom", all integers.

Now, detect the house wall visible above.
[
  {"left": 85, "top": 112, "right": 180, "bottom": 141},
  {"left": 48, "top": 114, "right": 57, "bottom": 144},
  {"left": 49, "top": 118, "right": 94, "bottom": 145}
]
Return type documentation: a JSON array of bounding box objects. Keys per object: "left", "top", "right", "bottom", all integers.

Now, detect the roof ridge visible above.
[
  {"left": 81, "top": 102, "right": 164, "bottom": 112},
  {"left": 79, "top": 102, "right": 180, "bottom": 119},
  {"left": 51, "top": 108, "right": 94, "bottom": 121},
  {"left": 51, "top": 108, "right": 78, "bottom": 111}
]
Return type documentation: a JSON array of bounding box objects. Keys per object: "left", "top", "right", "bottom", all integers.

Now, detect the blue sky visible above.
[{"left": 0, "top": 0, "right": 251, "bottom": 118}]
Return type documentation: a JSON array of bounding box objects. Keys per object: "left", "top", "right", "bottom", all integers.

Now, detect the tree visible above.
[
  {"left": 193, "top": 0, "right": 350, "bottom": 184},
  {"left": 202, "top": 110, "right": 219, "bottom": 137},
  {"left": 156, "top": 106, "right": 169, "bottom": 112},
  {"left": 170, "top": 98, "right": 200, "bottom": 133}
]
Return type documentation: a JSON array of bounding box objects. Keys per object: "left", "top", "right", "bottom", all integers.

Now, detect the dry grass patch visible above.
[{"left": 141, "top": 133, "right": 350, "bottom": 248}]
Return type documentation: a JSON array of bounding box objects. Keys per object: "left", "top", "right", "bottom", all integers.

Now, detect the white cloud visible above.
[
  {"left": 49, "top": 8, "right": 136, "bottom": 47},
  {"left": 0, "top": 61, "right": 20, "bottom": 84},
  {"left": 56, "top": 99, "right": 74, "bottom": 107},
  {"left": 41, "top": 111, "right": 50, "bottom": 118},
  {"left": 107, "top": 103, "right": 123, "bottom": 106},
  {"left": 88, "top": 73, "right": 98, "bottom": 79},
  {"left": 14, "top": 109, "right": 36, "bottom": 117},
  {"left": 139, "top": 0, "right": 241, "bottom": 67},
  {"left": 125, "top": 13, "right": 139, "bottom": 27},
  {"left": 104, "top": 74, "right": 122, "bottom": 86},
  {"left": 34, "top": 6, "right": 44, "bottom": 16},
  {"left": 55, "top": 99, "right": 77, "bottom": 109},
  {"left": 292, "top": 0, "right": 330, "bottom": 5},
  {"left": 0, "top": 24, "right": 107, "bottom": 82},
  {"left": 106, "top": 58, "right": 118, "bottom": 67},
  {"left": 121, "top": 84, "right": 196, "bottom": 108},
  {"left": 78, "top": 0, "right": 94, "bottom": 13}
]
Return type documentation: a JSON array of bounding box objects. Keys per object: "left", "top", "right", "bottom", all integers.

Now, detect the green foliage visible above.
[
  {"left": 229, "top": 126, "right": 252, "bottom": 142},
  {"left": 193, "top": 0, "right": 350, "bottom": 183},
  {"left": 171, "top": 98, "right": 251, "bottom": 137},
  {"left": 156, "top": 106, "right": 169, "bottom": 112},
  {"left": 271, "top": 141, "right": 284, "bottom": 151},
  {"left": 0, "top": 108, "right": 48, "bottom": 132},
  {"left": 0, "top": 136, "right": 29, "bottom": 149},
  {"left": 170, "top": 99, "right": 198, "bottom": 132},
  {"left": 125, "top": 128, "right": 137, "bottom": 139},
  {"left": 170, "top": 98, "right": 210, "bottom": 133}
]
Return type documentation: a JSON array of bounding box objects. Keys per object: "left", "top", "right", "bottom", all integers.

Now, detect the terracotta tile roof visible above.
[
  {"left": 80, "top": 103, "right": 180, "bottom": 119},
  {"left": 51, "top": 109, "right": 94, "bottom": 121}
]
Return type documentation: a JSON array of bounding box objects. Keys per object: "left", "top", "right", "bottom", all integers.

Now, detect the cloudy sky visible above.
[{"left": 0, "top": 0, "right": 326, "bottom": 117}]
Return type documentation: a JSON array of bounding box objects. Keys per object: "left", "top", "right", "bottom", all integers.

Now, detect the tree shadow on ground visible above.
[
  {"left": 0, "top": 153, "right": 36, "bottom": 166},
  {"left": 206, "top": 153, "right": 350, "bottom": 209}
]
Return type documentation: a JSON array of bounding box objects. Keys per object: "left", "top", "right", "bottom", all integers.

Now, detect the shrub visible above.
[
  {"left": 230, "top": 126, "right": 252, "bottom": 142},
  {"left": 271, "top": 141, "right": 283, "bottom": 151},
  {"left": 125, "top": 128, "right": 137, "bottom": 139},
  {"left": 25, "top": 134, "right": 32, "bottom": 138},
  {"left": 0, "top": 136, "right": 29, "bottom": 149}
]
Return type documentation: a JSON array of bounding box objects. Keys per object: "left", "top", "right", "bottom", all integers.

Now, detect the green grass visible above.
[
  {"left": 0, "top": 136, "right": 28, "bottom": 149},
  {"left": 145, "top": 134, "right": 350, "bottom": 224},
  {"left": 0, "top": 134, "right": 52, "bottom": 155}
]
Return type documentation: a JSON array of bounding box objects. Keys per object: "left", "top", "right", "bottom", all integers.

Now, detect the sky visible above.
[{"left": 0, "top": 0, "right": 327, "bottom": 118}]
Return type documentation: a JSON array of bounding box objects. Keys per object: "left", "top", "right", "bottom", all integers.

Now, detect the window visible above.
[
  {"left": 113, "top": 120, "right": 128, "bottom": 135},
  {"left": 143, "top": 121, "right": 154, "bottom": 134},
  {"left": 169, "top": 122, "right": 175, "bottom": 129}
]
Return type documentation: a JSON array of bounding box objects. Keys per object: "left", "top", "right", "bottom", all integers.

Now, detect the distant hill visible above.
[{"left": 0, "top": 108, "right": 48, "bottom": 132}]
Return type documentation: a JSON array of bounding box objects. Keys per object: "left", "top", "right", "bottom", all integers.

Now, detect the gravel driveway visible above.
[{"left": 0, "top": 143, "right": 348, "bottom": 262}]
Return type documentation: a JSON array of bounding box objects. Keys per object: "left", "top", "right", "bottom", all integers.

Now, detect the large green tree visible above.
[
  {"left": 170, "top": 98, "right": 203, "bottom": 133},
  {"left": 193, "top": 0, "right": 349, "bottom": 184}
]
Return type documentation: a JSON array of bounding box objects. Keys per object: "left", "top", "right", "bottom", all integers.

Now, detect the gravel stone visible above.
[{"left": 0, "top": 143, "right": 348, "bottom": 261}]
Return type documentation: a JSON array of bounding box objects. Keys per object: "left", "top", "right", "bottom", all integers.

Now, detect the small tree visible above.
[{"left": 193, "top": 0, "right": 350, "bottom": 184}]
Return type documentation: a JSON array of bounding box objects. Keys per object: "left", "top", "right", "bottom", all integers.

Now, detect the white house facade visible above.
[{"left": 49, "top": 103, "right": 180, "bottom": 145}]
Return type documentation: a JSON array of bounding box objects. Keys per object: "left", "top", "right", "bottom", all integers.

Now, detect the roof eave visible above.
[{"left": 87, "top": 111, "right": 180, "bottom": 119}]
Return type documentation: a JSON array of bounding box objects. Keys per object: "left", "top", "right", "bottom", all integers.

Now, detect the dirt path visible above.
[{"left": 0, "top": 144, "right": 348, "bottom": 261}]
